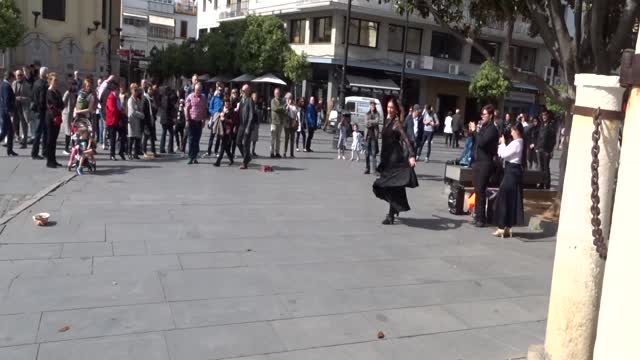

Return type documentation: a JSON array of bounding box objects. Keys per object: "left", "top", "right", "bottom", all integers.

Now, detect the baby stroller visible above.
[{"left": 68, "top": 118, "right": 97, "bottom": 174}]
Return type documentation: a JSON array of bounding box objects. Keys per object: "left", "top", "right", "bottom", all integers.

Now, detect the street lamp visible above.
[
  {"left": 31, "top": 11, "right": 41, "bottom": 28},
  {"left": 87, "top": 20, "right": 101, "bottom": 35},
  {"left": 339, "top": 0, "right": 353, "bottom": 112}
]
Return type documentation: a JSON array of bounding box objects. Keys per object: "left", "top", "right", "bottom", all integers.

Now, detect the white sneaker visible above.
[
  {"left": 62, "top": 150, "right": 70, "bottom": 155},
  {"left": 102, "top": 144, "right": 107, "bottom": 150},
  {"left": 425, "top": 157, "right": 430, "bottom": 163}
]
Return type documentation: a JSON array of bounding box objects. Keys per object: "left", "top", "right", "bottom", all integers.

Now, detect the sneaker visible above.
[
  {"left": 425, "top": 157, "right": 429, "bottom": 163},
  {"left": 187, "top": 159, "right": 194, "bottom": 165},
  {"left": 62, "top": 150, "right": 70, "bottom": 155},
  {"left": 102, "top": 144, "right": 106, "bottom": 150},
  {"left": 296, "top": 148, "right": 300, "bottom": 152},
  {"left": 76, "top": 167, "right": 84, "bottom": 175}
]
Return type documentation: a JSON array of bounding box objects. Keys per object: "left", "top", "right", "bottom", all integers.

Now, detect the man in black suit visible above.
[
  {"left": 0, "top": 71, "right": 18, "bottom": 156},
  {"left": 472, "top": 104, "right": 499, "bottom": 227},
  {"left": 451, "top": 108, "right": 463, "bottom": 148},
  {"left": 237, "top": 84, "right": 257, "bottom": 169},
  {"left": 536, "top": 109, "right": 556, "bottom": 189}
]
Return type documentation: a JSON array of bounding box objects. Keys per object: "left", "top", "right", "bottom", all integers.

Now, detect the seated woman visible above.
[{"left": 492, "top": 122, "right": 526, "bottom": 237}]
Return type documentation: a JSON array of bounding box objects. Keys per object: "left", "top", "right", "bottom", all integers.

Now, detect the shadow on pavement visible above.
[{"left": 400, "top": 215, "right": 466, "bottom": 231}]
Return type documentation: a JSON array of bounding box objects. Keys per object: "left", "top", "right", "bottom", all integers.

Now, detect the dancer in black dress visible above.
[
  {"left": 493, "top": 122, "right": 526, "bottom": 237},
  {"left": 373, "top": 97, "right": 418, "bottom": 225}
]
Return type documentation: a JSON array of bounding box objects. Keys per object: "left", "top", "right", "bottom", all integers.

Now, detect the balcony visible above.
[
  {"left": 175, "top": 1, "right": 197, "bottom": 16},
  {"left": 218, "top": 2, "right": 250, "bottom": 20}
]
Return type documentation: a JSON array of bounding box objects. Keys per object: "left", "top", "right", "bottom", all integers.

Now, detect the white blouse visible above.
[{"left": 498, "top": 138, "right": 523, "bottom": 164}]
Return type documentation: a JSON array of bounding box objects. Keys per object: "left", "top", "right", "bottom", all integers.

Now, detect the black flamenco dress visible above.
[{"left": 373, "top": 117, "right": 419, "bottom": 213}]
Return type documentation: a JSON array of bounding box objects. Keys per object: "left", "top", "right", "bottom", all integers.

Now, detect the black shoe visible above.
[
  {"left": 32, "top": 155, "right": 44, "bottom": 160},
  {"left": 120, "top": 153, "right": 126, "bottom": 160},
  {"left": 133, "top": 155, "right": 141, "bottom": 160},
  {"left": 55, "top": 162, "right": 63, "bottom": 167},
  {"left": 382, "top": 214, "right": 395, "bottom": 225},
  {"left": 473, "top": 221, "right": 486, "bottom": 228},
  {"left": 228, "top": 160, "right": 234, "bottom": 166},
  {"left": 110, "top": 156, "right": 117, "bottom": 161},
  {"left": 270, "top": 154, "right": 275, "bottom": 158},
  {"left": 290, "top": 154, "right": 295, "bottom": 158},
  {"left": 160, "top": 150, "right": 166, "bottom": 154},
  {"left": 193, "top": 159, "right": 199, "bottom": 164},
  {"left": 364, "top": 170, "right": 370, "bottom": 174},
  {"left": 307, "top": 149, "right": 314, "bottom": 152},
  {"left": 46, "top": 163, "right": 58, "bottom": 169},
  {"left": 19, "top": 144, "right": 27, "bottom": 149},
  {"left": 213, "top": 162, "right": 221, "bottom": 167},
  {"left": 7, "top": 151, "right": 18, "bottom": 157},
  {"left": 275, "top": 154, "right": 282, "bottom": 159}
]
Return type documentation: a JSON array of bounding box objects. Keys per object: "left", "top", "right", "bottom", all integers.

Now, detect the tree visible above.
[
  {"left": 283, "top": 50, "right": 310, "bottom": 84},
  {"left": 0, "top": 0, "right": 27, "bottom": 50},
  {"left": 469, "top": 61, "right": 511, "bottom": 105},
  {"left": 238, "top": 15, "right": 290, "bottom": 75}
]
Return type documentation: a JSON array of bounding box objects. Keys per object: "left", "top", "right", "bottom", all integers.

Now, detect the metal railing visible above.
[{"left": 175, "top": 2, "right": 197, "bottom": 15}]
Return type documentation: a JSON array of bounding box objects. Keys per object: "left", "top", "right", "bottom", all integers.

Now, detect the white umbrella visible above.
[
  {"left": 252, "top": 73, "right": 287, "bottom": 86},
  {"left": 231, "top": 74, "right": 256, "bottom": 83}
]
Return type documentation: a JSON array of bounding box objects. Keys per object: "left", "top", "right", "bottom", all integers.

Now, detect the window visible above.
[
  {"left": 199, "top": 28, "right": 208, "bottom": 38},
  {"left": 430, "top": 31, "right": 462, "bottom": 60},
  {"left": 180, "top": 20, "right": 188, "bottom": 38},
  {"left": 470, "top": 39, "right": 501, "bottom": 64},
  {"left": 511, "top": 45, "right": 537, "bottom": 72},
  {"left": 149, "top": 25, "right": 174, "bottom": 39},
  {"left": 124, "top": 17, "right": 147, "bottom": 27},
  {"left": 290, "top": 19, "right": 306, "bottom": 44},
  {"left": 388, "top": 25, "right": 423, "bottom": 54},
  {"left": 312, "top": 17, "right": 332, "bottom": 43},
  {"left": 348, "top": 18, "right": 379, "bottom": 48},
  {"left": 43, "top": 0, "right": 66, "bottom": 21}
]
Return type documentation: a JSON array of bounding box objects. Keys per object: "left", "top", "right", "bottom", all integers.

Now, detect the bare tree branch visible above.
[
  {"left": 523, "top": 0, "right": 563, "bottom": 65},
  {"left": 574, "top": 0, "right": 583, "bottom": 73},
  {"left": 607, "top": 0, "right": 640, "bottom": 65}
]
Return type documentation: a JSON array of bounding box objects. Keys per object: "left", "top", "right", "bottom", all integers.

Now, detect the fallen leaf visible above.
[{"left": 58, "top": 325, "right": 71, "bottom": 332}]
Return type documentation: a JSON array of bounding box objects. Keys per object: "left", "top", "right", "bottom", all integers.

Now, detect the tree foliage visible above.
[
  {"left": 0, "top": 0, "right": 27, "bottom": 50},
  {"left": 283, "top": 50, "right": 310, "bottom": 84},
  {"left": 469, "top": 61, "right": 511, "bottom": 103},
  {"left": 238, "top": 15, "right": 290, "bottom": 75}
]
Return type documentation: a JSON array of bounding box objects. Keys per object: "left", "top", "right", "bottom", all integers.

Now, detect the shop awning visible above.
[
  {"left": 149, "top": 15, "right": 174, "bottom": 27},
  {"left": 123, "top": 12, "right": 147, "bottom": 19},
  {"left": 207, "top": 74, "right": 233, "bottom": 83},
  {"left": 347, "top": 75, "right": 400, "bottom": 91}
]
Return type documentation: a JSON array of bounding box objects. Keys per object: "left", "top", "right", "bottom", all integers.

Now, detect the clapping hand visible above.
[{"left": 499, "top": 135, "right": 505, "bottom": 145}]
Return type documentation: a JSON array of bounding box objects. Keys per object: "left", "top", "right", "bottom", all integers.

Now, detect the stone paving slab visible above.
[{"left": 0, "top": 128, "right": 556, "bottom": 359}]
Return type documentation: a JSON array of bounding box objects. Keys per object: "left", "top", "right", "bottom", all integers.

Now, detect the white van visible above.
[{"left": 328, "top": 96, "right": 383, "bottom": 131}]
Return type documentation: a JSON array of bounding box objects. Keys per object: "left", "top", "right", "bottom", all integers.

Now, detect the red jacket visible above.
[{"left": 105, "top": 91, "right": 120, "bottom": 128}]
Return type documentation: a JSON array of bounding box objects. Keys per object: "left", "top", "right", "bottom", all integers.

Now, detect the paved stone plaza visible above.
[{"left": 0, "top": 126, "right": 556, "bottom": 359}]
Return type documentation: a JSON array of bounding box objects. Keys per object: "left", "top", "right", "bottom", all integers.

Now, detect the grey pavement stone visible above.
[
  {"left": 106, "top": 223, "right": 183, "bottom": 243},
  {"left": 112, "top": 240, "right": 146, "bottom": 256},
  {"left": 61, "top": 242, "right": 113, "bottom": 258},
  {"left": 0, "top": 313, "right": 40, "bottom": 347},
  {"left": 442, "top": 297, "right": 547, "bottom": 328},
  {"left": 37, "top": 303, "right": 174, "bottom": 342},
  {"left": 0, "top": 258, "right": 91, "bottom": 278},
  {"left": 0, "top": 273, "right": 164, "bottom": 314},
  {"left": 270, "top": 312, "right": 378, "bottom": 351},
  {"left": 170, "top": 296, "right": 287, "bottom": 328},
  {"left": 362, "top": 305, "right": 469, "bottom": 338},
  {"left": 0, "top": 221, "right": 105, "bottom": 244},
  {"left": 0, "top": 244, "right": 62, "bottom": 260},
  {"left": 228, "top": 341, "right": 392, "bottom": 360},
  {"left": 92, "top": 255, "right": 181, "bottom": 274},
  {"left": 37, "top": 332, "right": 170, "bottom": 360},
  {"left": 178, "top": 252, "right": 247, "bottom": 269},
  {"left": 147, "top": 237, "right": 250, "bottom": 255},
  {"left": 0, "top": 344, "right": 38, "bottom": 360},
  {"left": 165, "top": 322, "right": 286, "bottom": 360},
  {"left": 472, "top": 321, "right": 546, "bottom": 358}
]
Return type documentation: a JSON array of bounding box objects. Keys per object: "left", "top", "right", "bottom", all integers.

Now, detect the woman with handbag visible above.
[
  {"left": 45, "top": 73, "right": 64, "bottom": 168},
  {"left": 372, "top": 97, "right": 418, "bottom": 225}
]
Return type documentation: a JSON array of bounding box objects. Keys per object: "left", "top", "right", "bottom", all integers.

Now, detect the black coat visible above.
[
  {"left": 473, "top": 123, "right": 499, "bottom": 163},
  {"left": 536, "top": 122, "right": 556, "bottom": 153},
  {"left": 0, "top": 80, "right": 16, "bottom": 116},
  {"left": 452, "top": 113, "right": 463, "bottom": 132},
  {"left": 238, "top": 96, "right": 256, "bottom": 136},
  {"left": 31, "top": 79, "right": 48, "bottom": 113}
]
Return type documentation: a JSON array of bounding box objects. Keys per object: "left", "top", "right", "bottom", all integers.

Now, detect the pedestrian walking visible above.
[
  {"left": 206, "top": 82, "right": 224, "bottom": 157},
  {"left": 250, "top": 92, "right": 260, "bottom": 157},
  {"left": 492, "top": 122, "right": 526, "bottom": 238},
  {"left": 305, "top": 97, "right": 317, "bottom": 152},
  {"left": 295, "top": 97, "right": 307, "bottom": 152},
  {"left": 527, "top": 117, "right": 539, "bottom": 169},
  {"left": 159, "top": 86, "right": 175, "bottom": 154},
  {"left": 185, "top": 82, "right": 207, "bottom": 164},
  {"left": 175, "top": 89, "right": 186, "bottom": 153},
  {"left": 12, "top": 69, "right": 32, "bottom": 149},
  {"left": 350, "top": 123, "right": 362, "bottom": 162},
  {"left": 213, "top": 98, "right": 236, "bottom": 167},
  {"left": 105, "top": 81, "right": 123, "bottom": 161},
  {"left": 373, "top": 97, "right": 418, "bottom": 225},
  {"left": 117, "top": 84, "right": 129, "bottom": 160},
  {"left": 451, "top": 108, "right": 463, "bottom": 148},
  {"left": 270, "top": 87, "right": 286, "bottom": 158},
  {"left": 141, "top": 81, "right": 158, "bottom": 158},
  {"left": 364, "top": 100, "right": 380, "bottom": 175},
  {"left": 336, "top": 112, "right": 349, "bottom": 160},
  {"left": 443, "top": 111, "right": 454, "bottom": 147},
  {"left": 0, "top": 71, "right": 18, "bottom": 156},
  {"left": 536, "top": 110, "right": 556, "bottom": 189},
  {"left": 237, "top": 84, "right": 257, "bottom": 169},
  {"left": 45, "top": 73, "right": 64, "bottom": 168},
  {"left": 418, "top": 105, "right": 438, "bottom": 162}
]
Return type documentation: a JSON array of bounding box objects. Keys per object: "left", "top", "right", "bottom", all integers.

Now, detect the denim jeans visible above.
[
  {"left": 417, "top": 131, "right": 434, "bottom": 159},
  {"left": 365, "top": 137, "right": 378, "bottom": 172},
  {"left": 188, "top": 123, "right": 203, "bottom": 161}
]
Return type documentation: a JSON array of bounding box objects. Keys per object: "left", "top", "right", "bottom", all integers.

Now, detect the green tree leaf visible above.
[
  {"left": 0, "top": 0, "right": 27, "bottom": 50},
  {"left": 469, "top": 61, "right": 510, "bottom": 104}
]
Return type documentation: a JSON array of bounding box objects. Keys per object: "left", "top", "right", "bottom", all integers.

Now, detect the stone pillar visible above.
[
  {"left": 592, "top": 42, "right": 640, "bottom": 360},
  {"left": 541, "top": 75, "right": 624, "bottom": 360}
]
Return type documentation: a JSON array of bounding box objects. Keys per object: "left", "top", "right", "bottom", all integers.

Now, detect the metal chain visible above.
[{"left": 590, "top": 108, "right": 608, "bottom": 260}]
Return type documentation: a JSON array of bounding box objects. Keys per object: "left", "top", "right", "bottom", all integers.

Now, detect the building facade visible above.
[
  {"left": 197, "top": 0, "right": 563, "bottom": 121},
  {"left": 6, "top": 0, "right": 122, "bottom": 78},
  {"left": 120, "top": 0, "right": 197, "bottom": 82}
]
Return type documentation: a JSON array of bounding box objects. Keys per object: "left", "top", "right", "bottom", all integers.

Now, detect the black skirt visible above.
[
  {"left": 373, "top": 166, "right": 419, "bottom": 213},
  {"left": 494, "top": 162, "right": 525, "bottom": 228}
]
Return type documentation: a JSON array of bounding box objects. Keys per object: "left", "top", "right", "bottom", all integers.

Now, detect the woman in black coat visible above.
[
  {"left": 373, "top": 97, "right": 418, "bottom": 225},
  {"left": 45, "top": 73, "right": 64, "bottom": 168}
]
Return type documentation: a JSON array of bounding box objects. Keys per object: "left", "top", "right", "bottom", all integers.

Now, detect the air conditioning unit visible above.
[
  {"left": 405, "top": 59, "right": 416, "bottom": 69},
  {"left": 544, "top": 66, "right": 555, "bottom": 85},
  {"left": 448, "top": 64, "right": 459, "bottom": 75},
  {"left": 421, "top": 56, "right": 434, "bottom": 70}
]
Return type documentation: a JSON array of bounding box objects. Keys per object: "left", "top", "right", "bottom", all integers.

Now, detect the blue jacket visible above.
[
  {"left": 305, "top": 103, "right": 317, "bottom": 129},
  {"left": 208, "top": 94, "right": 223, "bottom": 116}
]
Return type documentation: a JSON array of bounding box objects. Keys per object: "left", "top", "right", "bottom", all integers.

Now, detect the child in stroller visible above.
[{"left": 67, "top": 127, "right": 97, "bottom": 174}]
